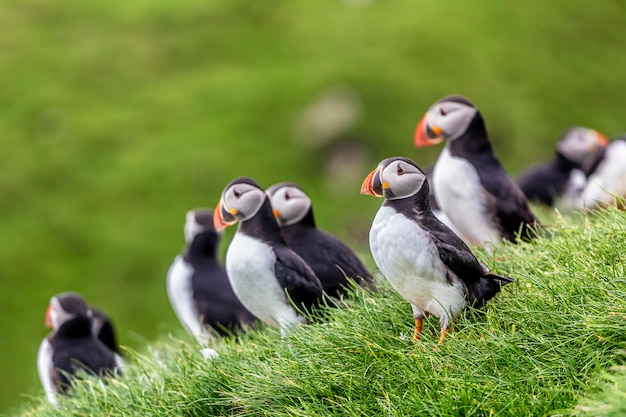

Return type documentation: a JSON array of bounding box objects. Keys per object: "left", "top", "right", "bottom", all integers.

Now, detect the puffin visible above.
[
  {"left": 360, "top": 157, "right": 513, "bottom": 344},
  {"left": 166, "top": 209, "right": 257, "bottom": 349},
  {"left": 214, "top": 177, "right": 325, "bottom": 336},
  {"left": 517, "top": 127, "right": 608, "bottom": 208},
  {"left": 580, "top": 135, "right": 626, "bottom": 209},
  {"left": 424, "top": 166, "right": 464, "bottom": 238},
  {"left": 266, "top": 182, "right": 375, "bottom": 297},
  {"left": 414, "top": 95, "right": 540, "bottom": 247},
  {"left": 37, "top": 292, "right": 122, "bottom": 405}
]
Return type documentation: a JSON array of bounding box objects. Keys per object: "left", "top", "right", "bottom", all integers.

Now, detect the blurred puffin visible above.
[
  {"left": 517, "top": 127, "right": 608, "bottom": 208},
  {"left": 266, "top": 182, "right": 375, "bottom": 297},
  {"left": 580, "top": 135, "right": 626, "bottom": 209},
  {"left": 37, "top": 292, "right": 122, "bottom": 405},
  {"left": 361, "top": 157, "right": 513, "bottom": 344},
  {"left": 424, "top": 166, "right": 464, "bottom": 238},
  {"left": 214, "top": 177, "right": 324, "bottom": 336},
  {"left": 167, "top": 209, "right": 256, "bottom": 352},
  {"left": 414, "top": 95, "right": 540, "bottom": 247}
]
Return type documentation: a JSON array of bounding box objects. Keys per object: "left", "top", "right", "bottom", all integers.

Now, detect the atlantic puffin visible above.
[
  {"left": 580, "top": 135, "right": 626, "bottom": 209},
  {"left": 167, "top": 209, "right": 256, "bottom": 349},
  {"left": 414, "top": 95, "right": 540, "bottom": 247},
  {"left": 214, "top": 177, "right": 325, "bottom": 336},
  {"left": 37, "top": 292, "right": 122, "bottom": 405},
  {"left": 265, "top": 182, "right": 375, "bottom": 297},
  {"left": 517, "top": 127, "right": 608, "bottom": 208},
  {"left": 361, "top": 157, "right": 513, "bottom": 344}
]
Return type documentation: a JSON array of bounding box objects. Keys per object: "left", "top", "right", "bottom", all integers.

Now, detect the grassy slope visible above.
[
  {"left": 18, "top": 208, "right": 626, "bottom": 416},
  {"left": 1, "top": 0, "right": 626, "bottom": 412}
]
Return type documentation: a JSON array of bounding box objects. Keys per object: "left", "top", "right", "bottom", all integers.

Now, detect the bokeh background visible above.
[{"left": 1, "top": 0, "right": 625, "bottom": 413}]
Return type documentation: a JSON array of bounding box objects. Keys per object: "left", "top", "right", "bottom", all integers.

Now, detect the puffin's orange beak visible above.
[
  {"left": 45, "top": 305, "right": 53, "bottom": 328},
  {"left": 595, "top": 131, "right": 609, "bottom": 148},
  {"left": 214, "top": 200, "right": 237, "bottom": 232},
  {"left": 414, "top": 115, "right": 444, "bottom": 148},
  {"left": 360, "top": 167, "right": 385, "bottom": 197}
]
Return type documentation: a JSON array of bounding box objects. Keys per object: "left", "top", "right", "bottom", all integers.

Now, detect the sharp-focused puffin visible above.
[
  {"left": 37, "top": 292, "right": 121, "bottom": 405},
  {"left": 517, "top": 127, "right": 608, "bottom": 208},
  {"left": 361, "top": 157, "right": 513, "bottom": 344},
  {"left": 414, "top": 95, "right": 540, "bottom": 247},
  {"left": 580, "top": 135, "right": 626, "bottom": 209},
  {"left": 214, "top": 177, "right": 325, "bottom": 336},
  {"left": 266, "top": 182, "right": 375, "bottom": 297},
  {"left": 167, "top": 209, "right": 257, "bottom": 349}
]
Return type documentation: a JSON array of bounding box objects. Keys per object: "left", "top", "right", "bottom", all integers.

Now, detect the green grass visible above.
[
  {"left": 17, "top": 208, "right": 626, "bottom": 416},
  {"left": 2, "top": 0, "right": 626, "bottom": 412}
]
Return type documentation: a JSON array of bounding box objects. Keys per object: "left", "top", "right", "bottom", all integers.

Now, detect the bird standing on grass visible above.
[
  {"left": 580, "top": 135, "right": 626, "bottom": 209},
  {"left": 167, "top": 209, "right": 256, "bottom": 357},
  {"left": 517, "top": 127, "right": 608, "bottom": 208},
  {"left": 266, "top": 182, "right": 375, "bottom": 297},
  {"left": 214, "top": 177, "right": 324, "bottom": 336},
  {"left": 37, "top": 292, "right": 122, "bottom": 405},
  {"left": 414, "top": 95, "right": 540, "bottom": 247},
  {"left": 361, "top": 157, "right": 513, "bottom": 344}
]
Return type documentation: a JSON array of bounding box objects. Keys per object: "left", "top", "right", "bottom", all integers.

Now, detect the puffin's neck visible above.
[
  {"left": 383, "top": 182, "right": 433, "bottom": 219},
  {"left": 582, "top": 147, "right": 607, "bottom": 176},
  {"left": 239, "top": 199, "right": 287, "bottom": 244},
  {"left": 185, "top": 231, "right": 219, "bottom": 261},
  {"left": 280, "top": 208, "right": 316, "bottom": 240},
  {"left": 447, "top": 112, "right": 497, "bottom": 161},
  {"left": 56, "top": 316, "right": 93, "bottom": 339},
  {"left": 554, "top": 152, "right": 579, "bottom": 171}
]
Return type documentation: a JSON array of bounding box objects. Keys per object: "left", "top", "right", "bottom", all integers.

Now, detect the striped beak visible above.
[
  {"left": 214, "top": 199, "right": 238, "bottom": 232},
  {"left": 360, "top": 166, "right": 386, "bottom": 197},
  {"left": 414, "top": 114, "right": 444, "bottom": 148},
  {"left": 45, "top": 305, "right": 53, "bottom": 328}
]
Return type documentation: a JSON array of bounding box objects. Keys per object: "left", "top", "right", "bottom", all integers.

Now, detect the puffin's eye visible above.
[
  {"left": 397, "top": 165, "right": 405, "bottom": 175},
  {"left": 284, "top": 192, "right": 291, "bottom": 201},
  {"left": 439, "top": 107, "right": 448, "bottom": 116},
  {"left": 233, "top": 188, "right": 242, "bottom": 198}
]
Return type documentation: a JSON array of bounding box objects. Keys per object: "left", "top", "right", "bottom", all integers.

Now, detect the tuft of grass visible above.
[{"left": 17, "top": 207, "right": 626, "bottom": 416}]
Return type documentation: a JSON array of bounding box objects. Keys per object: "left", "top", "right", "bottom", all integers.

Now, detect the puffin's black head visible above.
[
  {"left": 414, "top": 95, "right": 479, "bottom": 147},
  {"left": 184, "top": 208, "right": 220, "bottom": 244},
  {"left": 214, "top": 176, "right": 267, "bottom": 232},
  {"left": 361, "top": 157, "right": 428, "bottom": 201},
  {"left": 556, "top": 127, "right": 608, "bottom": 165},
  {"left": 45, "top": 292, "right": 90, "bottom": 331},
  {"left": 266, "top": 182, "right": 313, "bottom": 227}
]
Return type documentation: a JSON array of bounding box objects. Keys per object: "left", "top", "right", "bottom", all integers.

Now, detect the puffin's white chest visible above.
[
  {"left": 225, "top": 233, "right": 302, "bottom": 328},
  {"left": 166, "top": 256, "right": 209, "bottom": 344},
  {"left": 433, "top": 147, "right": 500, "bottom": 246},
  {"left": 36, "top": 339, "right": 58, "bottom": 405},
  {"left": 369, "top": 206, "right": 465, "bottom": 316},
  {"left": 582, "top": 141, "right": 626, "bottom": 208}
]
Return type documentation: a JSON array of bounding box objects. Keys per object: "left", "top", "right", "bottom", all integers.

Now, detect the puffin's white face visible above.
[
  {"left": 425, "top": 100, "right": 477, "bottom": 142},
  {"left": 267, "top": 185, "right": 311, "bottom": 227},
  {"left": 557, "top": 127, "right": 608, "bottom": 165},
  {"left": 221, "top": 182, "right": 266, "bottom": 223},
  {"left": 379, "top": 159, "right": 426, "bottom": 200},
  {"left": 184, "top": 209, "right": 219, "bottom": 243}
]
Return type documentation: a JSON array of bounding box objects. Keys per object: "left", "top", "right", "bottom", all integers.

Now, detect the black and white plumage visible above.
[
  {"left": 167, "top": 209, "right": 257, "bottom": 349},
  {"left": 361, "top": 157, "right": 513, "bottom": 344},
  {"left": 214, "top": 177, "right": 324, "bottom": 336},
  {"left": 37, "top": 293, "right": 121, "bottom": 405},
  {"left": 517, "top": 127, "right": 608, "bottom": 208},
  {"left": 266, "top": 182, "right": 375, "bottom": 297},
  {"left": 414, "top": 95, "right": 540, "bottom": 247},
  {"left": 580, "top": 135, "right": 626, "bottom": 209},
  {"left": 90, "top": 308, "right": 121, "bottom": 356}
]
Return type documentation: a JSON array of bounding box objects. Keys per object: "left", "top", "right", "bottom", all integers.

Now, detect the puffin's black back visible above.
[
  {"left": 447, "top": 112, "right": 540, "bottom": 241},
  {"left": 48, "top": 316, "right": 118, "bottom": 393},
  {"left": 280, "top": 208, "right": 374, "bottom": 297},
  {"left": 517, "top": 154, "right": 577, "bottom": 206},
  {"left": 184, "top": 230, "right": 256, "bottom": 335},
  {"left": 91, "top": 308, "right": 120, "bottom": 355}
]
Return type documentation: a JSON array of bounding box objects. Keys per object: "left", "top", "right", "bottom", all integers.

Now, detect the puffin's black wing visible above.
[
  {"left": 479, "top": 165, "right": 540, "bottom": 242},
  {"left": 517, "top": 161, "right": 564, "bottom": 206},
  {"left": 423, "top": 218, "right": 486, "bottom": 286},
  {"left": 273, "top": 245, "right": 324, "bottom": 311}
]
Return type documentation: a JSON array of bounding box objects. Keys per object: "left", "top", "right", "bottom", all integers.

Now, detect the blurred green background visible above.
[{"left": 1, "top": 0, "right": 625, "bottom": 413}]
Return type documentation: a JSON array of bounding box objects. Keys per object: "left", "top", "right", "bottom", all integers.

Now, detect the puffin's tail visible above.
[{"left": 468, "top": 273, "right": 514, "bottom": 307}]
